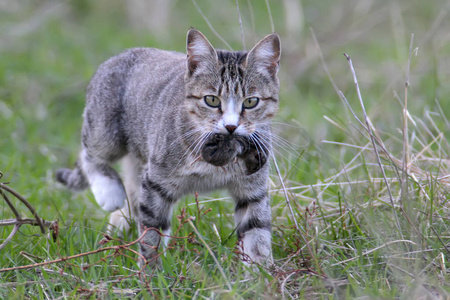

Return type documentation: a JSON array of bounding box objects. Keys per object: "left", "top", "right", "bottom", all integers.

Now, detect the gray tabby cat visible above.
[{"left": 56, "top": 29, "right": 281, "bottom": 266}]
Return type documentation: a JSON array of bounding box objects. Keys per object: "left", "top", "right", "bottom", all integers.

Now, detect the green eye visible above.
[
  {"left": 243, "top": 97, "right": 259, "bottom": 109},
  {"left": 204, "top": 95, "right": 221, "bottom": 108}
]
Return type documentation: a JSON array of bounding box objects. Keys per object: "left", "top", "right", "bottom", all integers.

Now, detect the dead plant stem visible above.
[{"left": 343, "top": 53, "right": 404, "bottom": 238}]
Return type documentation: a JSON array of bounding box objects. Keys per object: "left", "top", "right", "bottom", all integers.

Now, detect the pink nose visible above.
[{"left": 225, "top": 125, "right": 237, "bottom": 134}]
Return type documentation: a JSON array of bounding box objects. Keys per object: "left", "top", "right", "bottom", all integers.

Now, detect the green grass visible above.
[{"left": 1, "top": 0, "right": 450, "bottom": 298}]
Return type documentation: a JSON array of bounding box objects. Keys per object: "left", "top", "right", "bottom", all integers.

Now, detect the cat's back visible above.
[
  {"left": 88, "top": 47, "right": 186, "bottom": 94},
  {"left": 84, "top": 47, "right": 187, "bottom": 160},
  {"left": 122, "top": 47, "right": 186, "bottom": 100},
  {"left": 86, "top": 46, "right": 186, "bottom": 119},
  {"left": 127, "top": 47, "right": 186, "bottom": 66}
]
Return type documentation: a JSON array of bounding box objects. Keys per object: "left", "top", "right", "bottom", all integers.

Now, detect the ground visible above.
[{"left": 0, "top": 0, "right": 449, "bottom": 298}]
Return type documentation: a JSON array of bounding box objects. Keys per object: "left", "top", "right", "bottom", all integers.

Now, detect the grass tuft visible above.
[{"left": 1, "top": 0, "right": 450, "bottom": 298}]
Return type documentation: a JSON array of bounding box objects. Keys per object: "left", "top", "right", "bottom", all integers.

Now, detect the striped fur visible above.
[{"left": 56, "top": 29, "right": 281, "bottom": 268}]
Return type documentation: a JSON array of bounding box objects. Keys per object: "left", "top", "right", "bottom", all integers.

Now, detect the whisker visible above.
[
  {"left": 253, "top": 131, "right": 272, "bottom": 154},
  {"left": 254, "top": 130, "right": 300, "bottom": 164},
  {"left": 169, "top": 128, "right": 202, "bottom": 148},
  {"left": 256, "top": 128, "right": 302, "bottom": 158},
  {"left": 187, "top": 132, "right": 209, "bottom": 159},
  {"left": 168, "top": 131, "right": 209, "bottom": 176},
  {"left": 250, "top": 132, "right": 270, "bottom": 170},
  {"left": 192, "top": 132, "right": 212, "bottom": 159}
]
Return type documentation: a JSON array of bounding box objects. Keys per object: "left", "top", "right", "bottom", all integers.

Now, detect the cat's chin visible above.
[{"left": 201, "top": 133, "right": 268, "bottom": 174}]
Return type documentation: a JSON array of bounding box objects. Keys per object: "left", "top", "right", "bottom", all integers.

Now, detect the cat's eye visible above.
[
  {"left": 243, "top": 97, "right": 259, "bottom": 109},
  {"left": 204, "top": 95, "right": 221, "bottom": 108}
]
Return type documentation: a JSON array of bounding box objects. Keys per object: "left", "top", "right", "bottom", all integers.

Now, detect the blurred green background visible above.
[
  {"left": 1, "top": 0, "right": 449, "bottom": 212},
  {"left": 0, "top": 0, "right": 449, "bottom": 297}
]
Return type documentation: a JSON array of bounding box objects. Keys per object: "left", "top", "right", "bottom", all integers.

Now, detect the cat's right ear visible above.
[{"left": 186, "top": 29, "right": 218, "bottom": 76}]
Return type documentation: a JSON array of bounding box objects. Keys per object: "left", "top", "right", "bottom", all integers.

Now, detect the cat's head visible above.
[{"left": 184, "top": 29, "right": 280, "bottom": 168}]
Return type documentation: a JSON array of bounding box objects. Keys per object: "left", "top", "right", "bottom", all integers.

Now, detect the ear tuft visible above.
[
  {"left": 186, "top": 29, "right": 217, "bottom": 75},
  {"left": 246, "top": 33, "right": 281, "bottom": 77}
]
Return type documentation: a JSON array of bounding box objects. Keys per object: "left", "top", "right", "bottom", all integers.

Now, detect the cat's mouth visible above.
[{"left": 201, "top": 133, "right": 267, "bottom": 174}]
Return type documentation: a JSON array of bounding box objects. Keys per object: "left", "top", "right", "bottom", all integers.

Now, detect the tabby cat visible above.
[{"left": 57, "top": 29, "right": 281, "bottom": 266}]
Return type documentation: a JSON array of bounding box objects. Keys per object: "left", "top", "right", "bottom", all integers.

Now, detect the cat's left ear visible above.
[
  {"left": 186, "top": 29, "right": 218, "bottom": 75},
  {"left": 245, "top": 33, "right": 281, "bottom": 78}
]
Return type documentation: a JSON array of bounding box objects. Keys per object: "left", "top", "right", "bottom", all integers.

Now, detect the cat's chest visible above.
[{"left": 175, "top": 157, "right": 246, "bottom": 191}]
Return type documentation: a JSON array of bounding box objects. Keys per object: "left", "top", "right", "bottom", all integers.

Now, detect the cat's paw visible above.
[
  {"left": 108, "top": 209, "right": 135, "bottom": 235},
  {"left": 236, "top": 137, "right": 268, "bottom": 174},
  {"left": 90, "top": 176, "right": 126, "bottom": 212},
  {"left": 241, "top": 147, "right": 268, "bottom": 174}
]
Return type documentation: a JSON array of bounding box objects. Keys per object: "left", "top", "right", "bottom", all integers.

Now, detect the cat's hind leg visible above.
[
  {"left": 108, "top": 154, "right": 141, "bottom": 233},
  {"left": 57, "top": 148, "right": 127, "bottom": 212},
  {"left": 78, "top": 148, "right": 127, "bottom": 212}
]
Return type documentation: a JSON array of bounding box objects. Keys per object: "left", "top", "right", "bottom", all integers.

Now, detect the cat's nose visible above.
[{"left": 225, "top": 125, "right": 237, "bottom": 134}]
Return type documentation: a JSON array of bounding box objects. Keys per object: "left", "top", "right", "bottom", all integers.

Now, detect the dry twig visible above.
[{"left": 0, "top": 172, "right": 58, "bottom": 251}]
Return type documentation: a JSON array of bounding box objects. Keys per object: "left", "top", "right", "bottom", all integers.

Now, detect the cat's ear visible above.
[
  {"left": 186, "top": 29, "right": 218, "bottom": 75},
  {"left": 245, "top": 33, "right": 281, "bottom": 77}
]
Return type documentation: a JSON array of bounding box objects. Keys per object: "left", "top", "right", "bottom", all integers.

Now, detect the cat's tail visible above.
[{"left": 56, "top": 161, "right": 89, "bottom": 191}]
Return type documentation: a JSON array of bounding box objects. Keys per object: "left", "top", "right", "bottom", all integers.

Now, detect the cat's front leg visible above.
[
  {"left": 138, "top": 175, "right": 175, "bottom": 268},
  {"left": 232, "top": 187, "right": 273, "bottom": 265}
]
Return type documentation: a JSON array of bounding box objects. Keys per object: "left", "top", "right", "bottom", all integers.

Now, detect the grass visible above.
[{"left": 1, "top": 0, "right": 449, "bottom": 298}]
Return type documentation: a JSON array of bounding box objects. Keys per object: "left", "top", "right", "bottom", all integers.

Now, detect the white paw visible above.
[
  {"left": 107, "top": 211, "right": 132, "bottom": 236},
  {"left": 90, "top": 176, "right": 126, "bottom": 212}
]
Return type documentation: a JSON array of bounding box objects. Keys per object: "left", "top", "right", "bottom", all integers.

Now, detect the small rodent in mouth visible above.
[
  {"left": 201, "top": 133, "right": 268, "bottom": 174},
  {"left": 201, "top": 134, "right": 241, "bottom": 167}
]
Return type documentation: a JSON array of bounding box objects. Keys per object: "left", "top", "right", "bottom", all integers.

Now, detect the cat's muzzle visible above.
[{"left": 201, "top": 133, "right": 267, "bottom": 174}]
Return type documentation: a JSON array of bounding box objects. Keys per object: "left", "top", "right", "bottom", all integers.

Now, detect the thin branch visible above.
[
  {"left": 0, "top": 183, "right": 45, "bottom": 233},
  {"left": 0, "top": 227, "right": 157, "bottom": 273},
  {"left": 0, "top": 189, "right": 21, "bottom": 219},
  {"left": 0, "top": 218, "right": 55, "bottom": 227},
  {"left": 0, "top": 225, "right": 20, "bottom": 251}
]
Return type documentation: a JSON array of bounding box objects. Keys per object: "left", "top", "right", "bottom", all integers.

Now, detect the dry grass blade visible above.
[
  {"left": 235, "top": 0, "right": 246, "bottom": 50},
  {"left": 401, "top": 33, "right": 415, "bottom": 203},
  {"left": 342, "top": 53, "right": 403, "bottom": 236},
  {"left": 187, "top": 218, "right": 232, "bottom": 290},
  {"left": 264, "top": 0, "right": 275, "bottom": 32},
  {"left": 272, "top": 154, "right": 300, "bottom": 232},
  {"left": 331, "top": 240, "right": 417, "bottom": 266},
  {"left": 271, "top": 154, "right": 325, "bottom": 275},
  {"left": 191, "top": 0, "right": 233, "bottom": 50}
]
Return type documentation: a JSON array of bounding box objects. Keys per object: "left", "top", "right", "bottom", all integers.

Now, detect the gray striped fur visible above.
[{"left": 56, "top": 29, "right": 281, "bottom": 267}]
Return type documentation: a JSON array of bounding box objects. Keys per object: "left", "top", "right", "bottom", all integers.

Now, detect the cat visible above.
[{"left": 56, "top": 29, "right": 281, "bottom": 267}]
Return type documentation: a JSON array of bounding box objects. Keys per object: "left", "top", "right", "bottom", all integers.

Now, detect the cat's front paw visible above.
[
  {"left": 236, "top": 137, "right": 268, "bottom": 174},
  {"left": 240, "top": 148, "right": 268, "bottom": 175}
]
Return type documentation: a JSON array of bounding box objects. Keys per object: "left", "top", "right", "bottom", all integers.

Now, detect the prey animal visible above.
[{"left": 57, "top": 29, "right": 281, "bottom": 266}]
